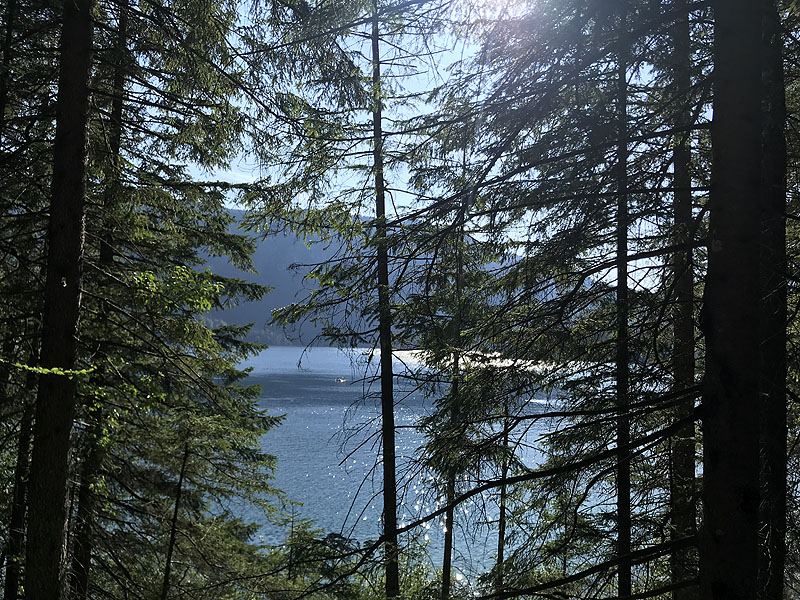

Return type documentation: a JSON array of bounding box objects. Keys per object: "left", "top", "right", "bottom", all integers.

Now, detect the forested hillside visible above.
[
  {"left": 203, "top": 209, "right": 330, "bottom": 344},
  {"left": 0, "top": 1, "right": 796, "bottom": 600}
]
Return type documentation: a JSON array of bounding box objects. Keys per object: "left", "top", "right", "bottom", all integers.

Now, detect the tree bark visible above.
[
  {"left": 495, "top": 407, "right": 509, "bottom": 595},
  {"left": 99, "top": 0, "right": 127, "bottom": 267},
  {"left": 615, "top": 4, "right": 631, "bottom": 597},
  {"left": 441, "top": 197, "right": 467, "bottom": 600},
  {"left": 24, "top": 2, "right": 93, "bottom": 599},
  {"left": 441, "top": 468, "right": 455, "bottom": 600},
  {"left": 68, "top": 410, "right": 104, "bottom": 600},
  {"left": 699, "top": 2, "right": 763, "bottom": 599},
  {"left": 0, "top": 0, "right": 17, "bottom": 145},
  {"left": 4, "top": 370, "right": 34, "bottom": 600},
  {"left": 669, "top": 2, "right": 698, "bottom": 598},
  {"left": 68, "top": 5, "right": 127, "bottom": 593},
  {"left": 371, "top": 4, "right": 399, "bottom": 597},
  {"left": 757, "top": 1, "right": 786, "bottom": 599}
]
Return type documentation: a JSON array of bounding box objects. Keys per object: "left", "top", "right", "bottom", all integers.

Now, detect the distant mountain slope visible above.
[{"left": 203, "top": 210, "right": 332, "bottom": 345}]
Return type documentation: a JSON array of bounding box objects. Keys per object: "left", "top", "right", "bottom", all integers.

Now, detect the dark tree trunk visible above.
[
  {"left": 495, "top": 409, "right": 509, "bottom": 595},
  {"left": 758, "top": 1, "right": 787, "bottom": 599},
  {"left": 441, "top": 206, "right": 466, "bottom": 600},
  {"left": 615, "top": 5, "right": 631, "bottom": 597},
  {"left": 699, "top": 2, "right": 763, "bottom": 599},
  {"left": 441, "top": 468, "right": 455, "bottom": 600},
  {"left": 68, "top": 410, "right": 104, "bottom": 600},
  {"left": 4, "top": 371, "right": 34, "bottom": 600},
  {"left": 371, "top": 4, "right": 399, "bottom": 597},
  {"left": 160, "top": 444, "right": 190, "bottom": 600},
  {"left": 669, "top": 2, "right": 698, "bottom": 598},
  {"left": 0, "top": 0, "right": 17, "bottom": 144},
  {"left": 68, "top": 5, "right": 127, "bottom": 593},
  {"left": 98, "top": 0, "right": 127, "bottom": 267},
  {"left": 24, "top": 2, "right": 93, "bottom": 599}
]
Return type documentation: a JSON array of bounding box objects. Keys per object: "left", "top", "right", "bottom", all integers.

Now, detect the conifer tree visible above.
[
  {"left": 614, "top": 4, "right": 631, "bottom": 594},
  {"left": 757, "top": 2, "right": 788, "bottom": 599},
  {"left": 370, "top": 1, "right": 400, "bottom": 594},
  {"left": 405, "top": 0, "right": 714, "bottom": 596},
  {"left": 699, "top": 1, "right": 764, "bottom": 598},
  {"left": 25, "top": 2, "right": 93, "bottom": 598},
  {"left": 668, "top": 1, "right": 698, "bottom": 596}
]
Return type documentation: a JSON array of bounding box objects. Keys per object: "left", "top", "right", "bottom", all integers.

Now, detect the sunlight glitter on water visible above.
[{"left": 241, "top": 345, "right": 548, "bottom": 572}]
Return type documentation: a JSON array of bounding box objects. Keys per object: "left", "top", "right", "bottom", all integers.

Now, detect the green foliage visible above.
[{"left": 0, "top": 0, "right": 794, "bottom": 598}]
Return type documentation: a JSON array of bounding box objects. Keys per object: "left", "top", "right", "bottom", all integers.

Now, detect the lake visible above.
[{"left": 242, "top": 345, "right": 547, "bottom": 576}]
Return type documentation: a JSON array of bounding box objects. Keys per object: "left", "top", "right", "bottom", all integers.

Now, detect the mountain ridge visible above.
[{"left": 203, "top": 210, "right": 332, "bottom": 345}]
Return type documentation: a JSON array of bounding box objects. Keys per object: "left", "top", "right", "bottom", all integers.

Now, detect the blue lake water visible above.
[{"left": 242, "top": 345, "right": 547, "bottom": 576}]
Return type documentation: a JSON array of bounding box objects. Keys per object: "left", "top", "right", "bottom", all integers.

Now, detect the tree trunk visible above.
[
  {"left": 615, "top": 5, "right": 631, "bottom": 597},
  {"left": 4, "top": 370, "right": 34, "bottom": 600},
  {"left": 441, "top": 468, "right": 455, "bottom": 600},
  {"left": 669, "top": 2, "right": 697, "bottom": 598},
  {"left": 0, "top": 0, "right": 17, "bottom": 144},
  {"left": 495, "top": 407, "right": 509, "bottom": 595},
  {"left": 371, "top": 4, "right": 399, "bottom": 597},
  {"left": 68, "top": 5, "right": 127, "bottom": 593},
  {"left": 68, "top": 410, "right": 104, "bottom": 600},
  {"left": 441, "top": 198, "right": 467, "bottom": 600},
  {"left": 160, "top": 443, "right": 190, "bottom": 600},
  {"left": 64, "top": 3, "right": 128, "bottom": 596},
  {"left": 699, "top": 2, "right": 762, "bottom": 599},
  {"left": 24, "top": 2, "right": 93, "bottom": 599},
  {"left": 99, "top": 0, "right": 127, "bottom": 267},
  {"left": 758, "top": 1, "right": 786, "bottom": 599}
]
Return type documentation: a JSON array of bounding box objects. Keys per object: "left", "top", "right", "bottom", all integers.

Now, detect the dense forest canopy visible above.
[{"left": 0, "top": 0, "right": 796, "bottom": 599}]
